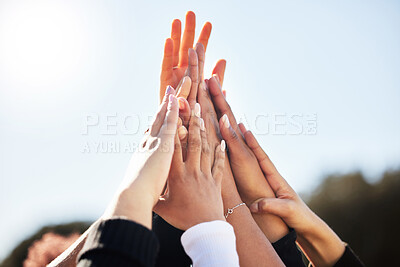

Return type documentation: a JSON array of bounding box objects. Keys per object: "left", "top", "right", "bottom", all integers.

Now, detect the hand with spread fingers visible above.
[
  {"left": 103, "top": 90, "right": 179, "bottom": 230},
  {"left": 154, "top": 103, "right": 226, "bottom": 231},
  {"left": 159, "top": 11, "right": 212, "bottom": 103},
  {"left": 242, "top": 129, "right": 346, "bottom": 267},
  {"left": 160, "top": 11, "right": 227, "bottom": 109},
  {"left": 207, "top": 75, "right": 289, "bottom": 242}
]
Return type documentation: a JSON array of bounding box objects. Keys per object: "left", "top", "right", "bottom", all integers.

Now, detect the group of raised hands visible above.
[{"left": 52, "top": 11, "right": 364, "bottom": 267}]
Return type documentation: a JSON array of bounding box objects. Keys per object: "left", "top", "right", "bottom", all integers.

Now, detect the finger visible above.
[
  {"left": 171, "top": 19, "right": 181, "bottom": 67},
  {"left": 186, "top": 48, "right": 199, "bottom": 108},
  {"left": 151, "top": 86, "right": 175, "bottom": 136},
  {"left": 199, "top": 118, "right": 211, "bottom": 173},
  {"left": 176, "top": 76, "right": 191, "bottom": 100},
  {"left": 242, "top": 129, "right": 289, "bottom": 192},
  {"left": 212, "top": 59, "right": 226, "bottom": 87},
  {"left": 171, "top": 130, "right": 183, "bottom": 169},
  {"left": 186, "top": 103, "right": 202, "bottom": 166},
  {"left": 179, "top": 11, "right": 196, "bottom": 67},
  {"left": 219, "top": 114, "right": 244, "bottom": 155},
  {"left": 197, "top": 22, "right": 212, "bottom": 51},
  {"left": 212, "top": 140, "right": 226, "bottom": 187},
  {"left": 178, "top": 125, "right": 188, "bottom": 140},
  {"left": 195, "top": 42, "right": 205, "bottom": 82},
  {"left": 178, "top": 97, "right": 191, "bottom": 128},
  {"left": 249, "top": 198, "right": 292, "bottom": 219},
  {"left": 159, "top": 94, "right": 179, "bottom": 142},
  {"left": 208, "top": 76, "right": 243, "bottom": 139},
  {"left": 160, "top": 39, "right": 174, "bottom": 101}
]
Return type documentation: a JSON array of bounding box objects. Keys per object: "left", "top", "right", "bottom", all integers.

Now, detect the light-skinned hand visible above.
[{"left": 103, "top": 88, "right": 179, "bottom": 230}]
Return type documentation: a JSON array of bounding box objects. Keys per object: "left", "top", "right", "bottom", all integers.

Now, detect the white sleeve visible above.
[{"left": 181, "top": 220, "right": 240, "bottom": 267}]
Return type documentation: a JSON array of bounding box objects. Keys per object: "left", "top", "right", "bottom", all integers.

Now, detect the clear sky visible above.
[{"left": 0, "top": 0, "right": 399, "bottom": 260}]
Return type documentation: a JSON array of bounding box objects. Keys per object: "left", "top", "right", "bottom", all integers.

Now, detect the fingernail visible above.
[
  {"left": 165, "top": 85, "right": 173, "bottom": 95},
  {"left": 212, "top": 74, "right": 220, "bottom": 84},
  {"left": 222, "top": 114, "right": 230, "bottom": 128},
  {"left": 168, "top": 94, "right": 175, "bottom": 109},
  {"left": 200, "top": 118, "right": 205, "bottom": 131},
  {"left": 178, "top": 98, "right": 185, "bottom": 110},
  {"left": 249, "top": 203, "right": 259, "bottom": 213},
  {"left": 194, "top": 103, "right": 201, "bottom": 117},
  {"left": 178, "top": 126, "right": 187, "bottom": 139},
  {"left": 221, "top": 140, "right": 226, "bottom": 152}
]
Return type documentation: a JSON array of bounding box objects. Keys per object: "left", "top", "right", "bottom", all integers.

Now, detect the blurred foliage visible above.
[
  {"left": 1, "top": 169, "right": 399, "bottom": 266},
  {"left": 0, "top": 221, "right": 90, "bottom": 267},
  {"left": 307, "top": 169, "right": 400, "bottom": 266}
]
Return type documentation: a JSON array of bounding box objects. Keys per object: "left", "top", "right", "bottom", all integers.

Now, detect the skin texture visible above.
[
  {"left": 184, "top": 47, "right": 283, "bottom": 266},
  {"left": 242, "top": 127, "right": 346, "bottom": 267},
  {"left": 207, "top": 76, "right": 289, "bottom": 242},
  {"left": 154, "top": 103, "right": 226, "bottom": 231},
  {"left": 103, "top": 90, "right": 180, "bottom": 229},
  {"left": 160, "top": 11, "right": 212, "bottom": 104}
]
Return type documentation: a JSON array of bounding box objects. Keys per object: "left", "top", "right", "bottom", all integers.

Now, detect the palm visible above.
[{"left": 159, "top": 11, "right": 212, "bottom": 102}]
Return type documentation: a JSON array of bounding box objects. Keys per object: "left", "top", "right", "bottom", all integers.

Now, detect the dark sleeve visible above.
[
  {"left": 152, "top": 213, "right": 192, "bottom": 267},
  {"left": 77, "top": 218, "right": 159, "bottom": 267},
  {"left": 272, "top": 229, "right": 305, "bottom": 267},
  {"left": 333, "top": 245, "right": 365, "bottom": 267}
]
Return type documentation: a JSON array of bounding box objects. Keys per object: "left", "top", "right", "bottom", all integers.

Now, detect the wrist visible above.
[{"left": 297, "top": 215, "right": 345, "bottom": 266}]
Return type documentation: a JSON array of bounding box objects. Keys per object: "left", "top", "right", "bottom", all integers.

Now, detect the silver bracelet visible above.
[{"left": 225, "top": 202, "right": 246, "bottom": 219}]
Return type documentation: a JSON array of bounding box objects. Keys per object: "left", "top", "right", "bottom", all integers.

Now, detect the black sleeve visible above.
[
  {"left": 272, "top": 229, "right": 305, "bottom": 267},
  {"left": 152, "top": 214, "right": 192, "bottom": 267},
  {"left": 77, "top": 218, "right": 159, "bottom": 267},
  {"left": 333, "top": 245, "right": 365, "bottom": 267}
]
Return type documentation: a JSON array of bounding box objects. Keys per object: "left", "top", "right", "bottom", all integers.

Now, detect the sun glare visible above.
[{"left": 0, "top": 2, "right": 85, "bottom": 90}]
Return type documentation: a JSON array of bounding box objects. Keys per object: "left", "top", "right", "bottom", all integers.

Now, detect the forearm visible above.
[
  {"left": 250, "top": 183, "right": 289, "bottom": 242},
  {"left": 222, "top": 168, "right": 284, "bottom": 267},
  {"left": 296, "top": 215, "right": 345, "bottom": 267}
]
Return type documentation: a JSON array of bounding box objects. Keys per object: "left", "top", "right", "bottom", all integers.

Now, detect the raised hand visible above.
[
  {"left": 207, "top": 76, "right": 289, "bottom": 242},
  {"left": 103, "top": 88, "right": 179, "bottom": 229},
  {"left": 160, "top": 11, "right": 212, "bottom": 102},
  {"left": 154, "top": 103, "right": 226, "bottom": 230},
  {"left": 243, "top": 129, "right": 346, "bottom": 267}
]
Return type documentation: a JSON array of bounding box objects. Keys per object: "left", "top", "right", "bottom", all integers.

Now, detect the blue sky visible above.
[{"left": 0, "top": 0, "right": 399, "bottom": 260}]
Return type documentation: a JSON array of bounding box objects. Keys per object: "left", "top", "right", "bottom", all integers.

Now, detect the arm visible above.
[
  {"left": 154, "top": 102, "right": 239, "bottom": 267},
  {"left": 242, "top": 128, "right": 364, "bottom": 267},
  {"left": 207, "top": 76, "right": 289, "bottom": 243},
  {"left": 196, "top": 73, "right": 284, "bottom": 267},
  {"left": 75, "top": 92, "right": 180, "bottom": 267}
]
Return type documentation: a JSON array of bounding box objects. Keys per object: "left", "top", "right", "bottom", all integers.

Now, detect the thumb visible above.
[{"left": 249, "top": 198, "right": 292, "bottom": 219}]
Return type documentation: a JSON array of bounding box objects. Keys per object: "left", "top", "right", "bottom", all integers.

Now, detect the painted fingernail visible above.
[
  {"left": 178, "top": 98, "right": 185, "bottom": 110},
  {"left": 222, "top": 114, "right": 230, "bottom": 128},
  {"left": 168, "top": 94, "right": 175, "bottom": 109},
  {"left": 221, "top": 140, "right": 226, "bottom": 152},
  {"left": 165, "top": 85, "right": 173, "bottom": 95},
  {"left": 200, "top": 118, "right": 205, "bottom": 131},
  {"left": 194, "top": 103, "right": 201, "bottom": 117},
  {"left": 178, "top": 125, "right": 187, "bottom": 139}
]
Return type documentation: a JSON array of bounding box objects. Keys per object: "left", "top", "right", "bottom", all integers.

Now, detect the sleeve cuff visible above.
[
  {"left": 181, "top": 220, "right": 239, "bottom": 267},
  {"left": 333, "top": 245, "right": 365, "bottom": 267},
  {"left": 272, "top": 228, "right": 305, "bottom": 267},
  {"left": 78, "top": 218, "right": 159, "bottom": 267}
]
